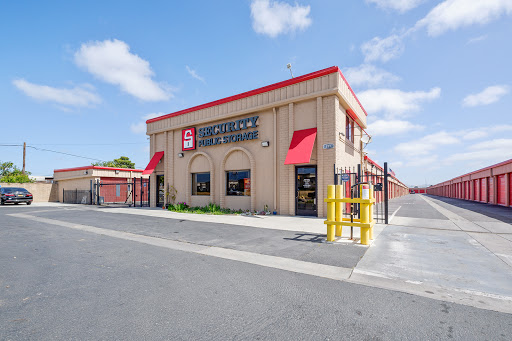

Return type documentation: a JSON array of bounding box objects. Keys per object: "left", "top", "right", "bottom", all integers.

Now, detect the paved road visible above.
[{"left": 1, "top": 203, "right": 512, "bottom": 340}]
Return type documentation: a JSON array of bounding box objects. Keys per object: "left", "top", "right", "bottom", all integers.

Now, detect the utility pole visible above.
[{"left": 22, "top": 142, "right": 26, "bottom": 175}]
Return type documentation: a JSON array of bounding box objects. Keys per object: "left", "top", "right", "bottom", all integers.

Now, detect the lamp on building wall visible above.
[
  {"left": 178, "top": 153, "right": 184, "bottom": 158},
  {"left": 261, "top": 141, "right": 270, "bottom": 147},
  {"left": 361, "top": 134, "right": 372, "bottom": 144},
  {"left": 115, "top": 170, "right": 120, "bottom": 174},
  {"left": 83, "top": 170, "right": 88, "bottom": 175}
]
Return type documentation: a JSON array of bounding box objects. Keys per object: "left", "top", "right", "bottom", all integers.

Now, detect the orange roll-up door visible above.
[
  {"left": 488, "top": 177, "right": 494, "bottom": 204},
  {"left": 474, "top": 180, "right": 479, "bottom": 201},
  {"left": 497, "top": 174, "right": 506, "bottom": 205},
  {"left": 480, "top": 178, "right": 487, "bottom": 203}
]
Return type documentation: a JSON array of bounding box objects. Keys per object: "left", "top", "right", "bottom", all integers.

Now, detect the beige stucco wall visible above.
[
  {"left": 56, "top": 178, "right": 94, "bottom": 202},
  {"left": 147, "top": 70, "right": 365, "bottom": 217},
  {"left": 0, "top": 183, "right": 59, "bottom": 202}
]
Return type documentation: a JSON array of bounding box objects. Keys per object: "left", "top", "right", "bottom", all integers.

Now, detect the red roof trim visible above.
[
  {"left": 337, "top": 69, "right": 368, "bottom": 116},
  {"left": 147, "top": 66, "right": 367, "bottom": 124},
  {"left": 431, "top": 158, "right": 512, "bottom": 185},
  {"left": 365, "top": 155, "right": 383, "bottom": 172},
  {"left": 364, "top": 156, "right": 406, "bottom": 186},
  {"left": 54, "top": 166, "right": 143, "bottom": 173},
  {"left": 459, "top": 158, "right": 512, "bottom": 178}
]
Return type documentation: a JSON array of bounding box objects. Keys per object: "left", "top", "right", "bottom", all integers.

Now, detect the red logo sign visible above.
[{"left": 182, "top": 128, "right": 196, "bottom": 151}]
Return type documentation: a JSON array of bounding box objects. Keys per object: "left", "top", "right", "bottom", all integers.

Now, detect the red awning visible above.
[
  {"left": 284, "top": 128, "right": 317, "bottom": 165},
  {"left": 142, "top": 151, "right": 164, "bottom": 175}
]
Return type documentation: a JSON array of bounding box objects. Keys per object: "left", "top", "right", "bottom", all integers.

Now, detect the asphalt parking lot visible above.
[{"left": 1, "top": 201, "right": 512, "bottom": 340}]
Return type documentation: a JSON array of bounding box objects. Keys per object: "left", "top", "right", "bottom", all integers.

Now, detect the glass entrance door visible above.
[
  {"left": 296, "top": 166, "right": 317, "bottom": 216},
  {"left": 156, "top": 175, "right": 165, "bottom": 207}
]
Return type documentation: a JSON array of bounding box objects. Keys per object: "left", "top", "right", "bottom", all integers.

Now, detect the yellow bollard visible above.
[
  {"left": 360, "top": 184, "right": 370, "bottom": 245},
  {"left": 327, "top": 185, "right": 335, "bottom": 242},
  {"left": 369, "top": 185, "right": 374, "bottom": 240},
  {"left": 335, "top": 185, "right": 343, "bottom": 237}
]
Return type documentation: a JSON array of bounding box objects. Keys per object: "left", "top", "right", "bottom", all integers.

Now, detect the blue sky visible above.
[{"left": 1, "top": 0, "right": 511, "bottom": 186}]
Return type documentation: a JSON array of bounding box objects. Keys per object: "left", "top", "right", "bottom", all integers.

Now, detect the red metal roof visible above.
[
  {"left": 146, "top": 66, "right": 368, "bottom": 124},
  {"left": 284, "top": 128, "right": 317, "bottom": 165},
  {"left": 54, "top": 166, "right": 143, "bottom": 173}
]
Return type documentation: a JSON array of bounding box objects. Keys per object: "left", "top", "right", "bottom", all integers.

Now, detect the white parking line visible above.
[{"left": 389, "top": 206, "right": 401, "bottom": 223}]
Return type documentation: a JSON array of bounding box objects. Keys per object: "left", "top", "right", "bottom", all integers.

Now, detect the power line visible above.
[
  {"left": 25, "top": 146, "right": 106, "bottom": 162},
  {"left": 1, "top": 144, "right": 107, "bottom": 162}
]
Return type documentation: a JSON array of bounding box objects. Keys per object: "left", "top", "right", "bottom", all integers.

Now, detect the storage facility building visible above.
[{"left": 143, "top": 66, "right": 409, "bottom": 217}]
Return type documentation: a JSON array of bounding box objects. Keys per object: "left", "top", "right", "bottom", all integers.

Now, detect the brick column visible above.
[
  {"left": 316, "top": 97, "right": 324, "bottom": 217},
  {"left": 288, "top": 102, "right": 295, "bottom": 215},
  {"left": 278, "top": 105, "right": 289, "bottom": 214}
]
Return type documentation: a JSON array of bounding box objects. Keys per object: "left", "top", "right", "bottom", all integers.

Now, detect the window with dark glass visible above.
[
  {"left": 192, "top": 172, "right": 211, "bottom": 195},
  {"left": 226, "top": 170, "right": 250, "bottom": 196},
  {"left": 346, "top": 116, "right": 354, "bottom": 143}
]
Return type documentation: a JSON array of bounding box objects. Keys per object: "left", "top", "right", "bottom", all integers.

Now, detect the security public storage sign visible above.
[{"left": 182, "top": 128, "right": 196, "bottom": 151}]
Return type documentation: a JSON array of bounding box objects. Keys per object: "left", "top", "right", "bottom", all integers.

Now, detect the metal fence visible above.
[
  {"left": 93, "top": 177, "right": 150, "bottom": 207},
  {"left": 334, "top": 163, "right": 389, "bottom": 224},
  {"left": 63, "top": 189, "right": 92, "bottom": 205}
]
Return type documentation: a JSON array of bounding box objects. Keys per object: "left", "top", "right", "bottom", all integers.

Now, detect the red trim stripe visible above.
[
  {"left": 54, "top": 166, "right": 143, "bottom": 173},
  {"left": 147, "top": 66, "right": 367, "bottom": 124}
]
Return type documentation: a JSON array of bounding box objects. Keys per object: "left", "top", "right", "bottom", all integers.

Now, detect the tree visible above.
[
  {"left": 92, "top": 156, "right": 136, "bottom": 169},
  {"left": 0, "top": 161, "right": 33, "bottom": 183}
]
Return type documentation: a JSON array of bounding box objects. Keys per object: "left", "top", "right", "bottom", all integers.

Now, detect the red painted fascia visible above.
[
  {"left": 147, "top": 66, "right": 367, "bottom": 124},
  {"left": 365, "top": 155, "right": 383, "bottom": 172},
  {"left": 364, "top": 155, "right": 406, "bottom": 187},
  {"left": 54, "top": 166, "right": 143, "bottom": 173},
  {"left": 431, "top": 158, "right": 512, "bottom": 187}
]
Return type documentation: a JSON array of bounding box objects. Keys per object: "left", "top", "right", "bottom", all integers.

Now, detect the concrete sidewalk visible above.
[
  {"left": 95, "top": 205, "right": 387, "bottom": 242},
  {"left": 352, "top": 194, "right": 512, "bottom": 313}
]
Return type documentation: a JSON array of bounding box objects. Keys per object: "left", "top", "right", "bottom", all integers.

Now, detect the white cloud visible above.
[
  {"left": 186, "top": 66, "right": 206, "bottom": 83},
  {"left": 366, "top": 0, "right": 425, "bottom": 13},
  {"left": 457, "top": 125, "right": 512, "bottom": 140},
  {"left": 13, "top": 79, "right": 101, "bottom": 108},
  {"left": 357, "top": 87, "right": 441, "bottom": 117},
  {"left": 342, "top": 64, "right": 400, "bottom": 88},
  {"left": 491, "top": 124, "right": 512, "bottom": 133},
  {"left": 462, "top": 130, "right": 488, "bottom": 140},
  {"left": 449, "top": 138, "right": 512, "bottom": 162},
  {"left": 74, "top": 39, "right": 171, "bottom": 101},
  {"left": 368, "top": 119, "right": 424, "bottom": 136},
  {"left": 467, "top": 34, "right": 488, "bottom": 44},
  {"left": 469, "top": 138, "right": 512, "bottom": 151},
  {"left": 361, "top": 34, "right": 405, "bottom": 63},
  {"left": 250, "top": 0, "right": 312, "bottom": 38},
  {"left": 362, "top": 0, "right": 512, "bottom": 63},
  {"left": 394, "top": 131, "right": 460, "bottom": 157},
  {"left": 130, "top": 113, "right": 163, "bottom": 134},
  {"left": 462, "top": 85, "right": 509, "bottom": 107},
  {"left": 416, "top": 0, "right": 512, "bottom": 37}
]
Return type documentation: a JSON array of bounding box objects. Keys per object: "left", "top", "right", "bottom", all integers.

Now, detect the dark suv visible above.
[{"left": 0, "top": 187, "right": 33, "bottom": 205}]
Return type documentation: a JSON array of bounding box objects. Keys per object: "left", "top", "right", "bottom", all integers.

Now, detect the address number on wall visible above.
[{"left": 323, "top": 143, "right": 334, "bottom": 149}]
